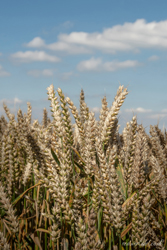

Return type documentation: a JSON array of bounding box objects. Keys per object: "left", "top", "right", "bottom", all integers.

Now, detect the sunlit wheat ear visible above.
[
  {"left": 99, "top": 96, "right": 109, "bottom": 137},
  {"left": 17, "top": 109, "right": 28, "bottom": 146},
  {"left": 1, "top": 125, "right": 10, "bottom": 184},
  {"left": 101, "top": 85, "right": 128, "bottom": 147},
  {"left": 149, "top": 126, "right": 167, "bottom": 198},
  {"left": 137, "top": 175, "right": 159, "bottom": 204},
  {"left": 0, "top": 115, "right": 8, "bottom": 135},
  {"left": 0, "top": 232, "right": 10, "bottom": 250},
  {"left": 57, "top": 88, "right": 74, "bottom": 172},
  {"left": 109, "top": 145, "right": 124, "bottom": 234},
  {"left": 86, "top": 208, "right": 97, "bottom": 249},
  {"left": 26, "top": 102, "right": 32, "bottom": 124},
  {"left": 47, "top": 84, "right": 64, "bottom": 153},
  {"left": 42, "top": 107, "right": 48, "bottom": 128},
  {"left": 86, "top": 208, "right": 105, "bottom": 250},
  {"left": 73, "top": 123, "right": 82, "bottom": 148},
  {"left": 131, "top": 129, "right": 145, "bottom": 190},
  {"left": 137, "top": 124, "right": 150, "bottom": 176},
  {"left": 66, "top": 96, "right": 86, "bottom": 152},
  {"left": 91, "top": 176, "right": 101, "bottom": 214},
  {"left": 0, "top": 182, "right": 19, "bottom": 234},
  {"left": 95, "top": 137, "right": 110, "bottom": 191},
  {"left": 122, "top": 116, "right": 137, "bottom": 192},
  {"left": 3, "top": 103, "right": 14, "bottom": 121},
  {"left": 132, "top": 195, "right": 156, "bottom": 247},
  {"left": 6, "top": 131, "right": 15, "bottom": 197},
  {"left": 150, "top": 125, "right": 167, "bottom": 175},
  {"left": 150, "top": 155, "right": 167, "bottom": 200},
  {"left": 34, "top": 167, "right": 55, "bottom": 196},
  {"left": 75, "top": 217, "right": 87, "bottom": 250},
  {"left": 83, "top": 112, "right": 97, "bottom": 176},
  {"left": 53, "top": 161, "right": 71, "bottom": 217},
  {"left": 116, "top": 131, "right": 124, "bottom": 167},
  {"left": 127, "top": 116, "right": 137, "bottom": 187},
  {"left": 154, "top": 124, "right": 166, "bottom": 148},
  {"left": 93, "top": 164, "right": 112, "bottom": 224},
  {"left": 22, "top": 162, "right": 32, "bottom": 186},
  {"left": 80, "top": 89, "right": 89, "bottom": 125},
  {"left": 50, "top": 222, "right": 61, "bottom": 244},
  {"left": 131, "top": 199, "right": 143, "bottom": 245},
  {"left": 72, "top": 179, "right": 84, "bottom": 226},
  {"left": 140, "top": 193, "right": 156, "bottom": 245}
]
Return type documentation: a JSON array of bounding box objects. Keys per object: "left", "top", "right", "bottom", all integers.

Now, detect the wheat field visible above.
[{"left": 0, "top": 84, "right": 166, "bottom": 249}]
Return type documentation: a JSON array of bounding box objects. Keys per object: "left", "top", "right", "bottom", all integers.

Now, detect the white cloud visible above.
[
  {"left": 26, "top": 37, "right": 91, "bottom": 54},
  {"left": 47, "top": 42, "right": 92, "bottom": 54},
  {"left": 125, "top": 107, "right": 152, "bottom": 113},
  {"left": 0, "top": 65, "right": 10, "bottom": 77},
  {"left": 161, "top": 109, "right": 167, "bottom": 112},
  {"left": 26, "top": 37, "right": 45, "bottom": 48},
  {"left": 77, "top": 57, "right": 140, "bottom": 72},
  {"left": 26, "top": 19, "right": 167, "bottom": 54},
  {"left": 91, "top": 107, "right": 100, "bottom": 113},
  {"left": 27, "top": 69, "right": 54, "bottom": 77},
  {"left": 0, "top": 97, "right": 22, "bottom": 105},
  {"left": 14, "top": 97, "right": 22, "bottom": 104},
  {"left": 149, "top": 114, "right": 167, "bottom": 119},
  {"left": 77, "top": 57, "right": 102, "bottom": 71},
  {"left": 148, "top": 55, "right": 159, "bottom": 61},
  {"left": 103, "top": 60, "right": 140, "bottom": 71},
  {"left": 11, "top": 51, "right": 60, "bottom": 63}
]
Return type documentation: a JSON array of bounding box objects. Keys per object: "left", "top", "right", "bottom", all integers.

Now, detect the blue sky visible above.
[{"left": 0, "top": 0, "right": 167, "bottom": 133}]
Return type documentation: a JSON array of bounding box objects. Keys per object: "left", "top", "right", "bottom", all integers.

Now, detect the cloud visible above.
[
  {"left": 26, "top": 37, "right": 91, "bottom": 54},
  {"left": 0, "top": 65, "right": 10, "bottom": 77},
  {"left": 161, "top": 109, "right": 167, "bottom": 112},
  {"left": 0, "top": 97, "right": 22, "bottom": 105},
  {"left": 26, "top": 37, "right": 45, "bottom": 48},
  {"left": 14, "top": 97, "right": 22, "bottom": 104},
  {"left": 26, "top": 19, "right": 167, "bottom": 54},
  {"left": 11, "top": 51, "right": 60, "bottom": 63},
  {"left": 77, "top": 57, "right": 140, "bottom": 72},
  {"left": 148, "top": 55, "right": 159, "bottom": 61},
  {"left": 77, "top": 57, "right": 102, "bottom": 71},
  {"left": 149, "top": 114, "right": 167, "bottom": 119},
  {"left": 47, "top": 42, "right": 92, "bottom": 54},
  {"left": 125, "top": 107, "right": 152, "bottom": 113},
  {"left": 27, "top": 69, "right": 54, "bottom": 77},
  {"left": 91, "top": 107, "right": 100, "bottom": 113}
]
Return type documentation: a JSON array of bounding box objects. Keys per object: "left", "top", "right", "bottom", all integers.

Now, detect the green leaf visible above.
[
  {"left": 116, "top": 164, "right": 126, "bottom": 200},
  {"left": 51, "top": 148, "right": 60, "bottom": 166},
  {"left": 12, "top": 181, "right": 42, "bottom": 206}
]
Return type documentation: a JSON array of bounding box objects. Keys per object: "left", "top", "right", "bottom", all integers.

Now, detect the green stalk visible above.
[
  {"left": 119, "top": 235, "right": 122, "bottom": 250},
  {"left": 44, "top": 187, "right": 47, "bottom": 250},
  {"left": 16, "top": 234, "right": 22, "bottom": 250},
  {"left": 109, "top": 228, "right": 112, "bottom": 250},
  {"left": 111, "top": 228, "right": 115, "bottom": 246}
]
